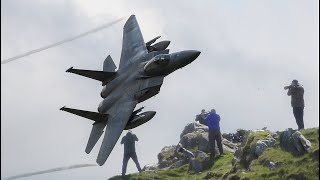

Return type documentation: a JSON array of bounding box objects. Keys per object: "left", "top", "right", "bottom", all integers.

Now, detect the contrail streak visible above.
[
  {"left": 1, "top": 17, "right": 125, "bottom": 64},
  {"left": 5, "top": 164, "right": 97, "bottom": 180}
]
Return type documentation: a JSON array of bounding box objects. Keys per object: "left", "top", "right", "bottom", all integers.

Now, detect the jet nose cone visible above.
[
  {"left": 148, "top": 111, "right": 156, "bottom": 118},
  {"left": 178, "top": 50, "right": 201, "bottom": 64},
  {"left": 188, "top": 50, "right": 201, "bottom": 60}
]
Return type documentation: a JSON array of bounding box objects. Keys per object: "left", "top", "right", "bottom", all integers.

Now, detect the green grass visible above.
[
  {"left": 109, "top": 153, "right": 234, "bottom": 180},
  {"left": 109, "top": 128, "right": 319, "bottom": 180},
  {"left": 232, "top": 127, "right": 319, "bottom": 180},
  {"left": 240, "top": 131, "right": 270, "bottom": 168}
]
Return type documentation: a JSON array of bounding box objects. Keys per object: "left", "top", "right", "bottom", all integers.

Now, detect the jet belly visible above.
[
  {"left": 98, "top": 68, "right": 141, "bottom": 113},
  {"left": 135, "top": 76, "right": 164, "bottom": 103},
  {"left": 98, "top": 93, "right": 119, "bottom": 113},
  {"left": 100, "top": 75, "right": 124, "bottom": 98},
  {"left": 100, "top": 56, "right": 144, "bottom": 99}
]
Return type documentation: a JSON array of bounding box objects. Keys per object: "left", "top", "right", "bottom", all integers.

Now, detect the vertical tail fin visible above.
[{"left": 103, "top": 55, "right": 117, "bottom": 72}]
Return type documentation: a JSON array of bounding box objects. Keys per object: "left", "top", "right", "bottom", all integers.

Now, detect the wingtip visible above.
[
  {"left": 85, "top": 149, "right": 90, "bottom": 154},
  {"left": 96, "top": 159, "right": 105, "bottom": 166},
  {"left": 66, "top": 67, "right": 73, "bottom": 72},
  {"left": 60, "top": 106, "right": 66, "bottom": 110}
]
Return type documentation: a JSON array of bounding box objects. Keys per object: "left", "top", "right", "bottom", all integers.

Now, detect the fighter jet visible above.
[{"left": 60, "top": 15, "right": 201, "bottom": 166}]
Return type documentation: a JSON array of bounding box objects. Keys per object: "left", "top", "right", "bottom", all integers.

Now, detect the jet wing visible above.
[
  {"left": 66, "top": 67, "right": 116, "bottom": 83},
  {"left": 96, "top": 97, "right": 137, "bottom": 165},
  {"left": 60, "top": 106, "right": 108, "bottom": 122},
  {"left": 119, "top": 15, "right": 147, "bottom": 70}
]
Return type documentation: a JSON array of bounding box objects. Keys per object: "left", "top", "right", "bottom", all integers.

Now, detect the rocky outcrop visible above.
[
  {"left": 255, "top": 135, "right": 277, "bottom": 156},
  {"left": 292, "top": 131, "right": 312, "bottom": 152},
  {"left": 156, "top": 122, "right": 239, "bottom": 170},
  {"left": 157, "top": 145, "right": 177, "bottom": 169},
  {"left": 280, "top": 128, "right": 312, "bottom": 154},
  {"left": 188, "top": 159, "right": 203, "bottom": 173},
  {"left": 231, "top": 130, "right": 277, "bottom": 169},
  {"left": 180, "top": 131, "right": 210, "bottom": 152},
  {"left": 222, "top": 129, "right": 247, "bottom": 143},
  {"left": 142, "top": 163, "right": 158, "bottom": 173},
  {"left": 280, "top": 128, "right": 296, "bottom": 152},
  {"left": 179, "top": 122, "right": 238, "bottom": 154},
  {"left": 152, "top": 123, "right": 314, "bottom": 178},
  {"left": 180, "top": 122, "right": 208, "bottom": 139}
]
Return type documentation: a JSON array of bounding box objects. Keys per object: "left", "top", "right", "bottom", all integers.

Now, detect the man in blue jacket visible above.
[{"left": 205, "top": 109, "right": 223, "bottom": 159}]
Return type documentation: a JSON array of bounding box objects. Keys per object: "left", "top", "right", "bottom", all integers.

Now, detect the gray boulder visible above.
[
  {"left": 179, "top": 131, "right": 210, "bottom": 152},
  {"left": 255, "top": 141, "right": 268, "bottom": 156},
  {"left": 157, "top": 145, "right": 177, "bottom": 168},
  {"left": 169, "top": 159, "right": 185, "bottom": 169},
  {"left": 189, "top": 159, "right": 203, "bottom": 173},
  {"left": 180, "top": 122, "right": 208, "bottom": 139},
  {"left": 198, "top": 132, "right": 210, "bottom": 152},
  {"left": 222, "top": 129, "right": 247, "bottom": 143},
  {"left": 194, "top": 150, "right": 209, "bottom": 161},
  {"left": 176, "top": 145, "right": 195, "bottom": 160},
  {"left": 180, "top": 131, "right": 237, "bottom": 154},
  {"left": 222, "top": 133, "right": 234, "bottom": 142},
  {"left": 280, "top": 129, "right": 312, "bottom": 154},
  {"left": 292, "top": 131, "right": 312, "bottom": 152},
  {"left": 180, "top": 133, "right": 199, "bottom": 150},
  {"left": 142, "top": 164, "right": 158, "bottom": 172},
  {"left": 263, "top": 137, "right": 277, "bottom": 147},
  {"left": 255, "top": 136, "right": 276, "bottom": 156},
  {"left": 222, "top": 139, "right": 238, "bottom": 153},
  {"left": 280, "top": 128, "right": 295, "bottom": 152}
]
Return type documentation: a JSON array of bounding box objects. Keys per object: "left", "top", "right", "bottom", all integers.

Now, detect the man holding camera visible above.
[
  {"left": 195, "top": 109, "right": 209, "bottom": 126},
  {"left": 121, "top": 130, "right": 142, "bottom": 176},
  {"left": 284, "top": 79, "right": 305, "bottom": 130}
]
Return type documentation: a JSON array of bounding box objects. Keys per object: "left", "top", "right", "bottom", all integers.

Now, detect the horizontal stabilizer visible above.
[
  {"left": 60, "top": 106, "right": 108, "bottom": 122},
  {"left": 66, "top": 67, "right": 116, "bottom": 84}
]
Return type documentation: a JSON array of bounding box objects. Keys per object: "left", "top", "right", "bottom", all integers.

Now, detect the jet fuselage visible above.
[{"left": 98, "top": 50, "right": 200, "bottom": 114}]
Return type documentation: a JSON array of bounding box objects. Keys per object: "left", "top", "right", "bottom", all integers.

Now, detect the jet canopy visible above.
[{"left": 144, "top": 54, "right": 170, "bottom": 73}]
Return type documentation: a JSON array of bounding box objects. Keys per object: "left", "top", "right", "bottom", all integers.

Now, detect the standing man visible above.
[
  {"left": 284, "top": 79, "right": 305, "bottom": 130},
  {"left": 205, "top": 109, "right": 223, "bottom": 159},
  {"left": 195, "top": 109, "right": 208, "bottom": 126},
  {"left": 121, "top": 130, "right": 142, "bottom": 176}
]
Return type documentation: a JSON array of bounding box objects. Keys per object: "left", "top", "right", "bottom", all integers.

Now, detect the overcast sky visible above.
[{"left": 1, "top": 0, "right": 319, "bottom": 179}]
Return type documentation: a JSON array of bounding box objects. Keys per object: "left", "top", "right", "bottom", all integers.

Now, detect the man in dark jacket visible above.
[
  {"left": 284, "top": 79, "right": 305, "bottom": 130},
  {"left": 195, "top": 109, "right": 209, "bottom": 126},
  {"left": 204, "top": 109, "right": 223, "bottom": 159},
  {"left": 121, "top": 131, "right": 142, "bottom": 176}
]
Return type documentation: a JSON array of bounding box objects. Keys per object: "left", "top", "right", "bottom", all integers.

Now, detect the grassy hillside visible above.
[{"left": 110, "top": 127, "right": 319, "bottom": 180}]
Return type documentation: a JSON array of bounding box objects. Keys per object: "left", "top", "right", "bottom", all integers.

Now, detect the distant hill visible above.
[{"left": 110, "top": 122, "right": 319, "bottom": 180}]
